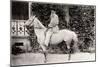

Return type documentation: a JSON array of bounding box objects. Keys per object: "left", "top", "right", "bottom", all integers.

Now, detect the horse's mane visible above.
[{"left": 34, "top": 17, "right": 46, "bottom": 29}]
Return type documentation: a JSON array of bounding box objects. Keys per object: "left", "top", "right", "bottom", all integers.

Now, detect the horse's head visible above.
[
  {"left": 25, "top": 16, "right": 36, "bottom": 27},
  {"left": 25, "top": 15, "right": 46, "bottom": 29}
]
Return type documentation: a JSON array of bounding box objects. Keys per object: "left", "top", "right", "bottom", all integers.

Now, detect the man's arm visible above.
[{"left": 48, "top": 14, "right": 59, "bottom": 27}]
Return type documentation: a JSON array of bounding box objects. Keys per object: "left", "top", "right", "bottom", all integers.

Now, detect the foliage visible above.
[
  {"left": 27, "top": 3, "right": 95, "bottom": 53},
  {"left": 69, "top": 6, "right": 95, "bottom": 51}
]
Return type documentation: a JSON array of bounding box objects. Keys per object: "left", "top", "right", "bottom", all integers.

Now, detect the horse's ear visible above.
[
  {"left": 33, "top": 15, "right": 36, "bottom": 17},
  {"left": 33, "top": 15, "right": 36, "bottom": 19}
]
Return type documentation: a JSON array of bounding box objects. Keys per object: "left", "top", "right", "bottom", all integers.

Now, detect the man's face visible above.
[
  {"left": 51, "top": 10, "right": 55, "bottom": 14},
  {"left": 51, "top": 11, "right": 55, "bottom": 17}
]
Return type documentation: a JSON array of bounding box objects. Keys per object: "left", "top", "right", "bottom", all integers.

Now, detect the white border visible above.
[
  {"left": 12, "top": 0, "right": 96, "bottom": 5},
  {"left": 0, "top": 0, "right": 98, "bottom": 67}
]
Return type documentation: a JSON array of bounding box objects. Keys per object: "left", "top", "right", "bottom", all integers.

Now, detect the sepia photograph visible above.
[{"left": 10, "top": 0, "right": 96, "bottom": 66}]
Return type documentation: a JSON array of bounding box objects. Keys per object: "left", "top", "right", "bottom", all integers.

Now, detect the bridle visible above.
[
  {"left": 27, "top": 16, "right": 45, "bottom": 29},
  {"left": 28, "top": 16, "right": 36, "bottom": 26}
]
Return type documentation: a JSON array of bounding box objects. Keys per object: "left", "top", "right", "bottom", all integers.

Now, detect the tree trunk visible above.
[{"left": 64, "top": 6, "right": 70, "bottom": 29}]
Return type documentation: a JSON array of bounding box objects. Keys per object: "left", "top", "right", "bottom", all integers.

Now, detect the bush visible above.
[{"left": 27, "top": 4, "right": 95, "bottom": 53}]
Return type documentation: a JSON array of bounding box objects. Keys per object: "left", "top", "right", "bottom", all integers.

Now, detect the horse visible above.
[{"left": 25, "top": 16, "right": 79, "bottom": 63}]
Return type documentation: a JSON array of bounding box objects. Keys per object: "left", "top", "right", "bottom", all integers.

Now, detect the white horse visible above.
[{"left": 25, "top": 16, "right": 79, "bottom": 63}]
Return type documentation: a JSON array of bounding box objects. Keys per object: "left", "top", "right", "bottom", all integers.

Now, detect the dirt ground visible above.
[{"left": 11, "top": 52, "right": 95, "bottom": 66}]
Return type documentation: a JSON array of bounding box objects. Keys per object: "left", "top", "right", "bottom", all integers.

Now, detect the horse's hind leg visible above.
[
  {"left": 65, "top": 41, "right": 71, "bottom": 60},
  {"left": 67, "top": 46, "right": 71, "bottom": 60}
]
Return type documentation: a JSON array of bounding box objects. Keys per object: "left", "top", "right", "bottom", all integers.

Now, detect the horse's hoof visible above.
[
  {"left": 68, "top": 54, "right": 71, "bottom": 61},
  {"left": 68, "top": 58, "right": 71, "bottom": 60},
  {"left": 44, "top": 60, "right": 47, "bottom": 63}
]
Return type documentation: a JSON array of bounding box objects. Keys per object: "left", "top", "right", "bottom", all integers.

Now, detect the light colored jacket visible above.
[
  {"left": 48, "top": 13, "right": 59, "bottom": 27},
  {"left": 48, "top": 13, "right": 59, "bottom": 32}
]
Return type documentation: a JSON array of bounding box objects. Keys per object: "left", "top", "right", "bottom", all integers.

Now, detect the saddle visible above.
[{"left": 45, "top": 27, "right": 58, "bottom": 36}]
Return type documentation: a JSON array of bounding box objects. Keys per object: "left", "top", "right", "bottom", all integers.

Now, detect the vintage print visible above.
[{"left": 11, "top": 1, "right": 96, "bottom": 66}]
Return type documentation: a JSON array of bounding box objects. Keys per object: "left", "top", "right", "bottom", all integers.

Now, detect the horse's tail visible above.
[
  {"left": 72, "top": 32, "right": 79, "bottom": 52},
  {"left": 73, "top": 33, "right": 78, "bottom": 43}
]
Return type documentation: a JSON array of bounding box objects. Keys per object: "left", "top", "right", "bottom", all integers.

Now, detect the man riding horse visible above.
[
  {"left": 25, "top": 11, "right": 79, "bottom": 62},
  {"left": 44, "top": 10, "right": 59, "bottom": 47}
]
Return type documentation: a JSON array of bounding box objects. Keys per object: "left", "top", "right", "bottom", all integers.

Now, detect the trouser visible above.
[
  {"left": 44, "top": 29, "right": 53, "bottom": 47},
  {"left": 44, "top": 26, "right": 59, "bottom": 47}
]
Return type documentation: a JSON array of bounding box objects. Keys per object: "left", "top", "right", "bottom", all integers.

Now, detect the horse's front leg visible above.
[{"left": 44, "top": 51, "right": 47, "bottom": 63}]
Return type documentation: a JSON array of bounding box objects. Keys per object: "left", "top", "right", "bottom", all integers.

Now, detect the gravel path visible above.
[{"left": 11, "top": 52, "right": 95, "bottom": 66}]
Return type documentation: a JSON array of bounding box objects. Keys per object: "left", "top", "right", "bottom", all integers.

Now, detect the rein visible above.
[{"left": 28, "top": 16, "right": 36, "bottom": 26}]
